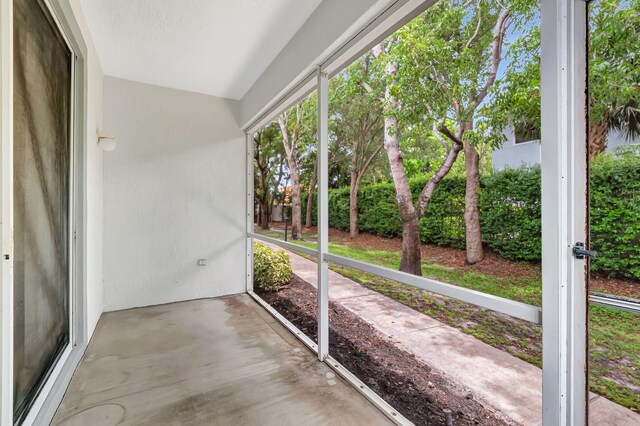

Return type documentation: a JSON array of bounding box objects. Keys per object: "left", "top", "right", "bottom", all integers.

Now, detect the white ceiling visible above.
[{"left": 80, "top": 0, "right": 323, "bottom": 100}]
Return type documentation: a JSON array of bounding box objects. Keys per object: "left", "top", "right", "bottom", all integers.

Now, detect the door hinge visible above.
[{"left": 572, "top": 242, "right": 597, "bottom": 259}]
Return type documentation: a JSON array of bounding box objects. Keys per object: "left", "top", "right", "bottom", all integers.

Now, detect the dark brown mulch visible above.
[
  {"left": 590, "top": 276, "right": 640, "bottom": 300},
  {"left": 257, "top": 275, "right": 511, "bottom": 426}
]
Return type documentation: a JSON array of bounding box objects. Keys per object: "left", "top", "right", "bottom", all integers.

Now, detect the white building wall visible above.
[
  {"left": 492, "top": 127, "right": 541, "bottom": 171},
  {"left": 492, "top": 127, "right": 639, "bottom": 171},
  {"left": 607, "top": 129, "right": 638, "bottom": 151},
  {"left": 103, "top": 77, "right": 245, "bottom": 311}
]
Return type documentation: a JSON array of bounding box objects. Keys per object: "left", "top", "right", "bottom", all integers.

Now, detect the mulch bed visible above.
[{"left": 256, "top": 275, "right": 512, "bottom": 426}]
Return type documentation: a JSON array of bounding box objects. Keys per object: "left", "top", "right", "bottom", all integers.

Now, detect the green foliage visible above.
[
  {"left": 420, "top": 177, "right": 467, "bottom": 248},
  {"left": 589, "top": 154, "right": 640, "bottom": 280},
  {"left": 488, "top": 0, "right": 640, "bottom": 138},
  {"left": 589, "top": 0, "right": 640, "bottom": 126},
  {"left": 253, "top": 243, "right": 292, "bottom": 292},
  {"left": 480, "top": 167, "right": 541, "bottom": 261}
]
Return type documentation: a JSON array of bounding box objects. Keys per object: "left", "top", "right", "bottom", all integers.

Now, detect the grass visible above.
[{"left": 254, "top": 228, "right": 640, "bottom": 411}]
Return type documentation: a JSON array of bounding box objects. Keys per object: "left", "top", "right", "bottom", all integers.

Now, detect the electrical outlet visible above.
[{"left": 197, "top": 259, "right": 207, "bottom": 266}]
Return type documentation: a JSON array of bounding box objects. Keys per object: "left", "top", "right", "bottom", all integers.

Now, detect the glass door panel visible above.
[{"left": 13, "top": 0, "right": 72, "bottom": 422}]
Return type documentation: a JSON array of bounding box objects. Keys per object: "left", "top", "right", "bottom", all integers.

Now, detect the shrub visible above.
[
  {"left": 590, "top": 154, "right": 640, "bottom": 280},
  {"left": 419, "top": 176, "right": 466, "bottom": 248},
  {"left": 253, "top": 243, "right": 292, "bottom": 292},
  {"left": 480, "top": 167, "right": 542, "bottom": 261}
]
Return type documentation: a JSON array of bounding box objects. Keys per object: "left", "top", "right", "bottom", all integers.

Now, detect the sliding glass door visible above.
[{"left": 12, "top": 0, "right": 73, "bottom": 422}]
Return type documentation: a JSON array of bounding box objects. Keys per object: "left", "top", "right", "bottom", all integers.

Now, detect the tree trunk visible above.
[
  {"left": 464, "top": 140, "right": 484, "bottom": 265},
  {"left": 257, "top": 204, "right": 262, "bottom": 227},
  {"left": 259, "top": 199, "right": 269, "bottom": 230},
  {"left": 348, "top": 140, "right": 383, "bottom": 239},
  {"left": 305, "top": 160, "right": 317, "bottom": 229},
  {"left": 349, "top": 177, "right": 359, "bottom": 239},
  {"left": 375, "top": 50, "right": 423, "bottom": 275},
  {"left": 589, "top": 120, "right": 608, "bottom": 158},
  {"left": 277, "top": 113, "right": 302, "bottom": 240},
  {"left": 305, "top": 190, "right": 314, "bottom": 230},
  {"left": 381, "top": 83, "right": 422, "bottom": 274},
  {"left": 289, "top": 166, "right": 302, "bottom": 240},
  {"left": 254, "top": 202, "right": 262, "bottom": 226},
  {"left": 400, "top": 215, "right": 422, "bottom": 275}
]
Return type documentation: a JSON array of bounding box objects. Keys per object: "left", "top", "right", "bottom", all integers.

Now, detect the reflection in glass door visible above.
[
  {"left": 12, "top": 0, "right": 73, "bottom": 422},
  {"left": 587, "top": 0, "right": 640, "bottom": 420}
]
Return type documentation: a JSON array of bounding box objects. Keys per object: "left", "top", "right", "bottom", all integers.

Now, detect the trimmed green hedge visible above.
[
  {"left": 479, "top": 167, "right": 541, "bottom": 262},
  {"left": 589, "top": 155, "right": 640, "bottom": 280},
  {"left": 303, "top": 154, "right": 640, "bottom": 279}
]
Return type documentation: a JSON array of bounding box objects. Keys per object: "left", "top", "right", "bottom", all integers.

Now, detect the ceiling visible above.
[{"left": 80, "top": 0, "right": 323, "bottom": 100}]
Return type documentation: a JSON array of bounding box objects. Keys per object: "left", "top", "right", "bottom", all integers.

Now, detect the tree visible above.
[
  {"left": 588, "top": 0, "right": 640, "bottom": 157},
  {"left": 277, "top": 95, "right": 316, "bottom": 240},
  {"left": 254, "top": 124, "right": 284, "bottom": 229},
  {"left": 374, "top": 40, "right": 464, "bottom": 275},
  {"left": 372, "top": 0, "right": 535, "bottom": 272},
  {"left": 397, "top": 0, "right": 538, "bottom": 265},
  {"left": 330, "top": 54, "right": 386, "bottom": 238},
  {"left": 305, "top": 154, "right": 317, "bottom": 229},
  {"left": 489, "top": 0, "right": 640, "bottom": 158}
]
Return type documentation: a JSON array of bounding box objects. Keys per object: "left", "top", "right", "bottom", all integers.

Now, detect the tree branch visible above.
[
  {"left": 470, "top": 7, "right": 510, "bottom": 109},
  {"left": 415, "top": 140, "right": 464, "bottom": 216},
  {"left": 356, "top": 142, "right": 384, "bottom": 188},
  {"left": 360, "top": 81, "right": 373, "bottom": 93},
  {"left": 466, "top": 1, "right": 482, "bottom": 49},
  {"left": 433, "top": 123, "right": 451, "bottom": 156},
  {"left": 437, "top": 124, "right": 464, "bottom": 146}
]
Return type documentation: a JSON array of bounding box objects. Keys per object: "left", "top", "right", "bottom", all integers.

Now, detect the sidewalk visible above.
[{"left": 265, "top": 243, "right": 640, "bottom": 425}]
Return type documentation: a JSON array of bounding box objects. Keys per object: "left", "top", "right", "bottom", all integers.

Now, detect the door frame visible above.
[
  {"left": 541, "top": 0, "right": 588, "bottom": 424},
  {"left": 0, "top": 0, "right": 89, "bottom": 424}
]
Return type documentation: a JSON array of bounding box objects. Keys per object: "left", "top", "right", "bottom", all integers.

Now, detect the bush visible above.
[
  {"left": 480, "top": 167, "right": 541, "bottom": 261},
  {"left": 590, "top": 154, "right": 640, "bottom": 280},
  {"left": 419, "top": 177, "right": 466, "bottom": 248},
  {"left": 253, "top": 243, "right": 292, "bottom": 292}
]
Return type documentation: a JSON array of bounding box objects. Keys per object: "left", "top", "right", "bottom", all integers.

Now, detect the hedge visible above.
[
  {"left": 589, "top": 155, "right": 640, "bottom": 280},
  {"left": 302, "top": 153, "right": 640, "bottom": 280}
]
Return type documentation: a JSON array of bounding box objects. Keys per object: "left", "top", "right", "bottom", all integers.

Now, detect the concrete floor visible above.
[{"left": 52, "top": 295, "right": 391, "bottom": 426}]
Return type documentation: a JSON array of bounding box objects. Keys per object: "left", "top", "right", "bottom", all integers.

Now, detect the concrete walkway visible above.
[{"left": 268, "top": 244, "right": 640, "bottom": 426}]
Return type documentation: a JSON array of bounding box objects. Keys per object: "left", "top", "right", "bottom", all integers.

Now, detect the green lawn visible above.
[{"left": 254, "top": 229, "right": 640, "bottom": 410}]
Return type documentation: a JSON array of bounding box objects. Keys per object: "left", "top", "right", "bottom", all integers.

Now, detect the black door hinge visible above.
[{"left": 573, "top": 242, "right": 597, "bottom": 259}]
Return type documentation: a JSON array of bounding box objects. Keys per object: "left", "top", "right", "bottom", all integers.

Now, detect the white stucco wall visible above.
[
  {"left": 607, "top": 129, "right": 639, "bottom": 151},
  {"left": 492, "top": 127, "right": 640, "bottom": 171},
  {"left": 492, "top": 127, "right": 541, "bottom": 171},
  {"left": 103, "top": 77, "right": 245, "bottom": 312},
  {"left": 69, "top": 0, "right": 105, "bottom": 339}
]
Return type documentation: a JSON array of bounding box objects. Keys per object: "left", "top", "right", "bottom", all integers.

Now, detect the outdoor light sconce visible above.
[{"left": 97, "top": 131, "right": 117, "bottom": 151}]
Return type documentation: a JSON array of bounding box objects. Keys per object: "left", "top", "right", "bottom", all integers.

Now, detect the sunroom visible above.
[{"left": 0, "top": 0, "right": 639, "bottom": 425}]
